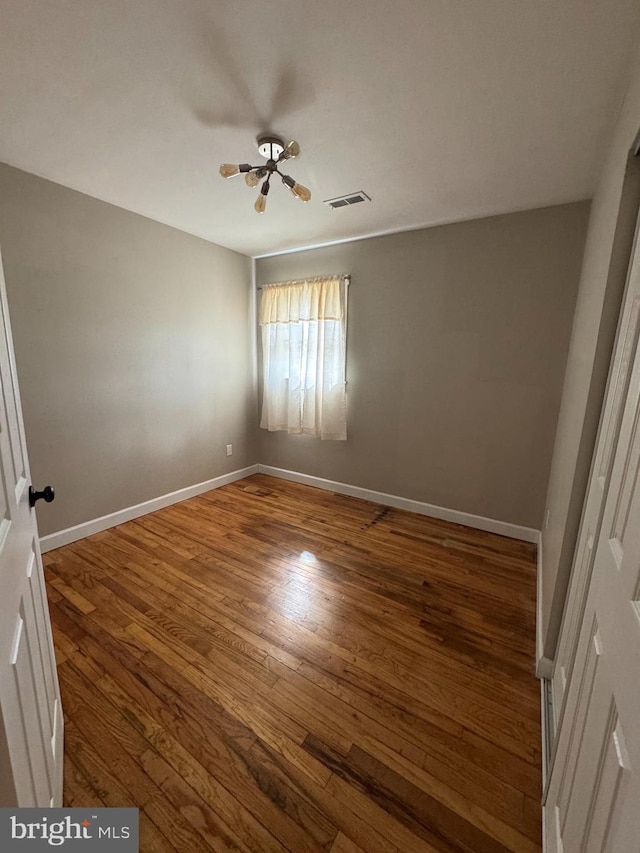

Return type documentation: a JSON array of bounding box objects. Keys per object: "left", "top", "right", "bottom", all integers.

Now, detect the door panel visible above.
[
  {"left": 598, "top": 295, "right": 640, "bottom": 482},
  {"left": 555, "top": 619, "right": 601, "bottom": 822},
  {"left": 582, "top": 717, "right": 628, "bottom": 852},
  {"left": 553, "top": 529, "right": 594, "bottom": 707},
  {"left": 12, "top": 601, "right": 53, "bottom": 805}
]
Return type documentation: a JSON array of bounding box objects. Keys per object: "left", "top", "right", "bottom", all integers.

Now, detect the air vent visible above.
[{"left": 324, "top": 191, "right": 371, "bottom": 210}]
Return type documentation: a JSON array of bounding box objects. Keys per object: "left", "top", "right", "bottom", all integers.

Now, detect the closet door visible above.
[
  {"left": 552, "top": 210, "right": 640, "bottom": 730},
  {"left": 544, "top": 251, "right": 640, "bottom": 849}
]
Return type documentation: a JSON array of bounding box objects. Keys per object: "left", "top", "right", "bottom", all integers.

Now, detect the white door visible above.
[
  {"left": 0, "top": 247, "right": 63, "bottom": 807},
  {"left": 552, "top": 210, "right": 640, "bottom": 731},
  {"left": 544, "top": 251, "right": 640, "bottom": 849}
]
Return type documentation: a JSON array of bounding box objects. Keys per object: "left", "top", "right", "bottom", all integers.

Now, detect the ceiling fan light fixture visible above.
[{"left": 220, "top": 135, "right": 310, "bottom": 214}]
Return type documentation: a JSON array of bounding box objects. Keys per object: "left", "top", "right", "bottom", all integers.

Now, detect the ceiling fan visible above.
[{"left": 219, "top": 135, "right": 311, "bottom": 213}]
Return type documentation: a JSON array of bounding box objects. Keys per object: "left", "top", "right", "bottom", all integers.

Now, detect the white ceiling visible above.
[{"left": 1, "top": 0, "right": 639, "bottom": 258}]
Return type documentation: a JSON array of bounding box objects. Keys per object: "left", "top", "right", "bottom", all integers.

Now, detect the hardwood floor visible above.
[{"left": 44, "top": 474, "right": 542, "bottom": 852}]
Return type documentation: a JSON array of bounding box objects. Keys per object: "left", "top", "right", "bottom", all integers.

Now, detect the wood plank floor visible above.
[{"left": 44, "top": 474, "right": 542, "bottom": 852}]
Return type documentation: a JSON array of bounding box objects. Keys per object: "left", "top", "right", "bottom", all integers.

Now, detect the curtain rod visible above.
[{"left": 257, "top": 274, "right": 350, "bottom": 290}]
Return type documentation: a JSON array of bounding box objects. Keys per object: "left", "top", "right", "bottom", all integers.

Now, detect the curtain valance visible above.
[{"left": 259, "top": 276, "right": 343, "bottom": 325}]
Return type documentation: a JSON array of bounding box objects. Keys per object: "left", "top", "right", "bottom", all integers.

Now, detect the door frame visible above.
[{"left": 543, "top": 128, "right": 640, "bottom": 797}]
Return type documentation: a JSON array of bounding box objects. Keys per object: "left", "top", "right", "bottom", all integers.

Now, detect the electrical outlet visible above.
[{"left": 226, "top": 444, "right": 233, "bottom": 457}]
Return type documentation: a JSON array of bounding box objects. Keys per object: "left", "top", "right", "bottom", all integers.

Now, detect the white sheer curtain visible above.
[{"left": 259, "top": 275, "right": 347, "bottom": 440}]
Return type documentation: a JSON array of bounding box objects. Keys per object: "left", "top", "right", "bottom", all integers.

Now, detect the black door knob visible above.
[{"left": 29, "top": 485, "right": 55, "bottom": 508}]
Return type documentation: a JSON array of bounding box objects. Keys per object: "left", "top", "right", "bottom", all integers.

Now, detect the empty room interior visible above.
[{"left": 1, "top": 1, "right": 640, "bottom": 851}]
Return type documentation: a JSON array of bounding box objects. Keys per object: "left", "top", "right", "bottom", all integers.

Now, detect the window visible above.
[{"left": 259, "top": 275, "right": 347, "bottom": 440}]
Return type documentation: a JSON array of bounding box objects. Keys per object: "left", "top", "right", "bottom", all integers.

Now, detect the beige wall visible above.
[
  {"left": 541, "top": 47, "right": 640, "bottom": 661},
  {"left": 256, "top": 203, "right": 589, "bottom": 529},
  {"left": 0, "top": 163, "right": 255, "bottom": 536}
]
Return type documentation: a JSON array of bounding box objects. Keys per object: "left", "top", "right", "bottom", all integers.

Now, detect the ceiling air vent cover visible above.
[{"left": 324, "top": 191, "right": 371, "bottom": 210}]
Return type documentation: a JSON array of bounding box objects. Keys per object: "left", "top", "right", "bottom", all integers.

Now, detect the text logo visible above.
[{"left": 0, "top": 809, "right": 138, "bottom": 850}]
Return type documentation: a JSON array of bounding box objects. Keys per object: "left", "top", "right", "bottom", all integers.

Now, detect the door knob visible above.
[{"left": 29, "top": 485, "right": 55, "bottom": 508}]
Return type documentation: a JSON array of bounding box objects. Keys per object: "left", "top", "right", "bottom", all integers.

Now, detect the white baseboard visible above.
[
  {"left": 41, "top": 461, "right": 541, "bottom": 552},
  {"left": 257, "top": 464, "right": 539, "bottom": 543},
  {"left": 39, "top": 465, "right": 259, "bottom": 553}
]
